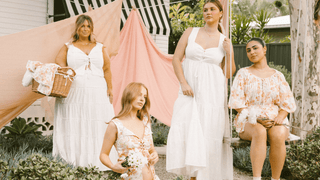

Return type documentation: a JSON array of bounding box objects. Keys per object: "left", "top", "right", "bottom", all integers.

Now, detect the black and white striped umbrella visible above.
[{"left": 63, "top": 0, "right": 171, "bottom": 36}]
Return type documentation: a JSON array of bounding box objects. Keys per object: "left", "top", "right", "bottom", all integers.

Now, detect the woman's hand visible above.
[
  {"left": 273, "top": 116, "right": 286, "bottom": 125},
  {"left": 181, "top": 82, "right": 194, "bottom": 97},
  {"left": 222, "top": 37, "right": 233, "bottom": 55},
  {"left": 107, "top": 89, "right": 113, "bottom": 104},
  {"left": 111, "top": 159, "right": 129, "bottom": 174},
  {"left": 148, "top": 151, "right": 159, "bottom": 166},
  {"left": 257, "top": 119, "right": 274, "bottom": 129}
]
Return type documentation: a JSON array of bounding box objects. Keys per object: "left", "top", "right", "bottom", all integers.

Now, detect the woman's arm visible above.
[
  {"left": 100, "top": 121, "right": 127, "bottom": 173},
  {"left": 55, "top": 45, "right": 68, "bottom": 67},
  {"left": 221, "top": 38, "right": 236, "bottom": 79},
  {"left": 102, "top": 46, "right": 113, "bottom": 104},
  {"left": 148, "top": 142, "right": 159, "bottom": 166},
  {"left": 172, "top": 27, "right": 194, "bottom": 97}
]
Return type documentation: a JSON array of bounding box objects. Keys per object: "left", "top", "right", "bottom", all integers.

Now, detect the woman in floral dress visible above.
[
  {"left": 229, "top": 38, "right": 296, "bottom": 180},
  {"left": 100, "top": 82, "right": 159, "bottom": 180}
]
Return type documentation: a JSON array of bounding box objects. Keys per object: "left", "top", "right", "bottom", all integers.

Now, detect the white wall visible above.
[
  {"left": 151, "top": 0, "right": 170, "bottom": 54},
  {"left": 0, "top": 0, "right": 53, "bottom": 36}
]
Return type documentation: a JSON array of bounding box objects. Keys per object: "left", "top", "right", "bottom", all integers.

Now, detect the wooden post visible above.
[{"left": 289, "top": 0, "right": 320, "bottom": 138}]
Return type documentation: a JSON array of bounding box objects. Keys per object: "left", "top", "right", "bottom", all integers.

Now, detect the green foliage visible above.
[
  {"left": 152, "top": 122, "right": 170, "bottom": 146},
  {"left": 231, "top": 9, "right": 274, "bottom": 44},
  {"left": 231, "top": 14, "right": 252, "bottom": 44},
  {"left": 268, "top": 62, "right": 291, "bottom": 86},
  {"left": 0, "top": 160, "right": 9, "bottom": 180},
  {"left": 286, "top": 127, "right": 320, "bottom": 179},
  {"left": 8, "top": 154, "right": 103, "bottom": 180},
  {"left": 233, "top": 0, "right": 288, "bottom": 17},
  {"left": 233, "top": 146, "right": 272, "bottom": 177},
  {"left": 4, "top": 117, "right": 42, "bottom": 139},
  {"left": 172, "top": 176, "right": 187, "bottom": 180},
  {"left": 279, "top": 35, "right": 291, "bottom": 43},
  {"left": 169, "top": 1, "right": 205, "bottom": 54},
  {"left": 0, "top": 133, "right": 53, "bottom": 153},
  {"left": 107, "top": 157, "right": 130, "bottom": 180}
]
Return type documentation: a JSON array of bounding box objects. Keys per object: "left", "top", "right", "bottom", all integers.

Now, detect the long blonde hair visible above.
[
  {"left": 72, "top": 15, "right": 95, "bottom": 42},
  {"left": 203, "top": 0, "right": 224, "bottom": 33},
  {"left": 113, "top": 82, "right": 151, "bottom": 122}
]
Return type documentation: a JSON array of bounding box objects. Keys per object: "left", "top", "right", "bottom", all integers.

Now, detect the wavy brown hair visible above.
[
  {"left": 113, "top": 82, "right": 151, "bottom": 123},
  {"left": 72, "top": 15, "right": 95, "bottom": 42},
  {"left": 203, "top": 0, "right": 224, "bottom": 33}
]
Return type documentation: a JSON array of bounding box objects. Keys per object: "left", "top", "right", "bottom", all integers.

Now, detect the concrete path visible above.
[{"left": 154, "top": 146, "right": 254, "bottom": 180}]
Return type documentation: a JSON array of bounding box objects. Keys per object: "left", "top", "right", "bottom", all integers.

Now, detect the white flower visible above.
[{"left": 120, "top": 173, "right": 128, "bottom": 178}]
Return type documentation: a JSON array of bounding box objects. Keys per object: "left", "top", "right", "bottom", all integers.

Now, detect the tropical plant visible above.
[
  {"left": 3, "top": 117, "right": 42, "bottom": 138},
  {"left": 231, "top": 14, "right": 252, "bottom": 44}
]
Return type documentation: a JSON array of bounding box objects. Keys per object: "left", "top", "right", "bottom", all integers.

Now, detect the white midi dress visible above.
[
  {"left": 166, "top": 27, "right": 233, "bottom": 180},
  {"left": 53, "top": 42, "right": 118, "bottom": 171}
]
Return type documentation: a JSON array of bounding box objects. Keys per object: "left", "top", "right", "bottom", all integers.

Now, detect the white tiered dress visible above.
[
  {"left": 53, "top": 42, "right": 118, "bottom": 171},
  {"left": 166, "top": 28, "right": 233, "bottom": 179}
]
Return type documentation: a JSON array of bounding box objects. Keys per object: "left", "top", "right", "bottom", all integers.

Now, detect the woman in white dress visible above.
[
  {"left": 166, "top": 0, "right": 236, "bottom": 179},
  {"left": 53, "top": 15, "right": 117, "bottom": 170}
]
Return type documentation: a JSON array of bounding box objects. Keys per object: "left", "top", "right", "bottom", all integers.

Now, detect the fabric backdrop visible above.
[
  {"left": 0, "top": 0, "right": 123, "bottom": 128},
  {"left": 111, "top": 10, "right": 179, "bottom": 126}
]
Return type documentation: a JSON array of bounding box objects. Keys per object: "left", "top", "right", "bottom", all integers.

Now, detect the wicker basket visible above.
[{"left": 32, "top": 67, "right": 76, "bottom": 98}]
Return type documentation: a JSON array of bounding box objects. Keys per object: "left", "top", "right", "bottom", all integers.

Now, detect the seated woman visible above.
[
  {"left": 228, "top": 38, "right": 296, "bottom": 180},
  {"left": 100, "top": 82, "right": 159, "bottom": 180}
]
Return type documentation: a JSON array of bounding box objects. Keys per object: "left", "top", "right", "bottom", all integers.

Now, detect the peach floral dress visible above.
[
  {"left": 112, "top": 118, "right": 159, "bottom": 180},
  {"left": 228, "top": 67, "right": 296, "bottom": 133}
]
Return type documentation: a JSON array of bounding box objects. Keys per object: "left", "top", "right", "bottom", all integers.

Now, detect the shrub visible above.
[
  {"left": 233, "top": 146, "right": 272, "bottom": 177},
  {"left": 0, "top": 133, "right": 53, "bottom": 153},
  {"left": 152, "top": 122, "right": 170, "bottom": 146},
  {"left": 268, "top": 62, "right": 291, "bottom": 86},
  {"left": 286, "top": 127, "right": 320, "bottom": 179},
  {"left": 8, "top": 154, "right": 103, "bottom": 180}
]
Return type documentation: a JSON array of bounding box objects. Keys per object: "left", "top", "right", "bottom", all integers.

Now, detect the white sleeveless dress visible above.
[
  {"left": 53, "top": 42, "right": 118, "bottom": 171},
  {"left": 166, "top": 28, "right": 233, "bottom": 179}
]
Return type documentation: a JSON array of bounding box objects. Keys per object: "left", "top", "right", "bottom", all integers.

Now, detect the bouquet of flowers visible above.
[{"left": 108, "top": 149, "right": 149, "bottom": 180}]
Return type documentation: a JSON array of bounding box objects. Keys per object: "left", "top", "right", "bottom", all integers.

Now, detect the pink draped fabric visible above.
[
  {"left": 111, "top": 10, "right": 179, "bottom": 126},
  {"left": 0, "top": 0, "right": 123, "bottom": 128}
]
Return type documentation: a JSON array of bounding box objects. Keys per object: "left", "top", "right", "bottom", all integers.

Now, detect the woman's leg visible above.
[
  {"left": 267, "top": 126, "right": 289, "bottom": 179},
  {"left": 239, "top": 123, "right": 267, "bottom": 177}
]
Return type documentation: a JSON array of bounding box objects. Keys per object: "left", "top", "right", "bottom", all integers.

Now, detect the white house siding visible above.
[
  {"left": 151, "top": 0, "right": 169, "bottom": 54},
  {"left": 0, "top": 0, "right": 53, "bottom": 37}
]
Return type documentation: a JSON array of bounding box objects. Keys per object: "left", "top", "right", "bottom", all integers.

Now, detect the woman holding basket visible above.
[{"left": 53, "top": 14, "right": 117, "bottom": 170}]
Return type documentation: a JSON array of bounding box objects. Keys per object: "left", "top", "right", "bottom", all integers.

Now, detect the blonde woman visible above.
[
  {"left": 53, "top": 14, "right": 117, "bottom": 170},
  {"left": 100, "top": 82, "right": 159, "bottom": 180}
]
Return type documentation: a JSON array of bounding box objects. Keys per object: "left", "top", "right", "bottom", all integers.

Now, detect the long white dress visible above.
[
  {"left": 53, "top": 42, "right": 118, "bottom": 171},
  {"left": 166, "top": 28, "right": 233, "bottom": 179}
]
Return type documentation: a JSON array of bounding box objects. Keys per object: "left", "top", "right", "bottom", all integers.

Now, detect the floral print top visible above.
[
  {"left": 112, "top": 118, "right": 159, "bottom": 180},
  {"left": 228, "top": 67, "right": 296, "bottom": 133}
]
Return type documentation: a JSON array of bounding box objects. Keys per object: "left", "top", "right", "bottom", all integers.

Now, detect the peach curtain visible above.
[
  {"left": 111, "top": 10, "right": 179, "bottom": 126},
  {"left": 0, "top": 0, "right": 123, "bottom": 128}
]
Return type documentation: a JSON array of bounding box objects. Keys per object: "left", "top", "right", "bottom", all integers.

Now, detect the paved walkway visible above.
[{"left": 154, "top": 146, "right": 254, "bottom": 180}]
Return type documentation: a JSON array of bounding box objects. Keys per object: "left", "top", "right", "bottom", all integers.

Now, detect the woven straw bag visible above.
[{"left": 32, "top": 67, "right": 76, "bottom": 98}]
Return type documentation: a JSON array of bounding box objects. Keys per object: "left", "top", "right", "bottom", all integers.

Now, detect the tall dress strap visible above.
[{"left": 188, "top": 27, "right": 200, "bottom": 44}]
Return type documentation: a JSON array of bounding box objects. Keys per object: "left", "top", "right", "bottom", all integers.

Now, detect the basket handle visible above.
[{"left": 57, "top": 67, "right": 76, "bottom": 77}]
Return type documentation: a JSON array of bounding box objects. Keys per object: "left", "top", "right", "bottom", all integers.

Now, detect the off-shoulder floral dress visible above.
[
  {"left": 112, "top": 118, "right": 159, "bottom": 180},
  {"left": 228, "top": 67, "right": 296, "bottom": 133}
]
